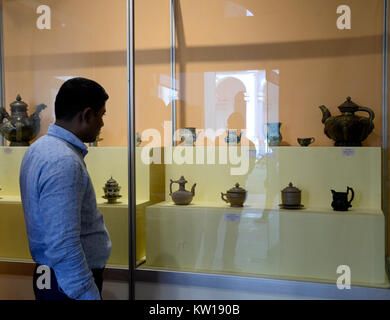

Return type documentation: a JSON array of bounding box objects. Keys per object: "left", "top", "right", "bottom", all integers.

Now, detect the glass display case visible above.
[
  {"left": 134, "top": 0, "right": 390, "bottom": 290},
  {"left": 0, "top": 0, "right": 130, "bottom": 268},
  {"left": 0, "top": 0, "right": 389, "bottom": 299}
]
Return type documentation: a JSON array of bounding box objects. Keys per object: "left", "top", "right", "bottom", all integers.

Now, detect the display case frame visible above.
[{"left": 130, "top": 0, "right": 390, "bottom": 299}]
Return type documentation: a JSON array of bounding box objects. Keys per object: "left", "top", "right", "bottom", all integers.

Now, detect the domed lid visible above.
[
  {"left": 105, "top": 176, "right": 119, "bottom": 187},
  {"left": 227, "top": 183, "right": 247, "bottom": 193},
  {"left": 338, "top": 96, "right": 359, "bottom": 112},
  {"left": 282, "top": 182, "right": 301, "bottom": 193},
  {"left": 10, "top": 94, "right": 28, "bottom": 110}
]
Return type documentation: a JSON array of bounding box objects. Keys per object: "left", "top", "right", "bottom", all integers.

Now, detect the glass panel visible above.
[
  {"left": 135, "top": 0, "right": 386, "bottom": 290},
  {"left": 0, "top": 0, "right": 128, "bottom": 271}
]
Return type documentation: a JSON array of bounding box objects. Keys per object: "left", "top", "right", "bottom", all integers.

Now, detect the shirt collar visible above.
[{"left": 47, "top": 124, "right": 88, "bottom": 158}]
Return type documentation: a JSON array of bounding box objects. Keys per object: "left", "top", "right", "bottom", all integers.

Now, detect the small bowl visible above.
[{"left": 297, "top": 137, "right": 315, "bottom": 147}]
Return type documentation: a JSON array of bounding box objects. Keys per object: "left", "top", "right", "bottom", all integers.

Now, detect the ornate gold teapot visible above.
[
  {"left": 0, "top": 95, "right": 46, "bottom": 146},
  {"left": 319, "top": 97, "right": 375, "bottom": 146}
]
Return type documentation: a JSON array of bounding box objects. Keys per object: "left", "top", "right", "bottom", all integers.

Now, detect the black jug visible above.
[{"left": 331, "top": 187, "right": 354, "bottom": 211}]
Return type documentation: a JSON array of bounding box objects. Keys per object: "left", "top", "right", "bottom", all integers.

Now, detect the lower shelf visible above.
[
  {"left": 0, "top": 196, "right": 132, "bottom": 268},
  {"left": 145, "top": 202, "right": 387, "bottom": 288}
]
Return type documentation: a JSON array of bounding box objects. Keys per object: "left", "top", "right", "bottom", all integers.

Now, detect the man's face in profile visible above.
[{"left": 84, "top": 105, "right": 106, "bottom": 143}]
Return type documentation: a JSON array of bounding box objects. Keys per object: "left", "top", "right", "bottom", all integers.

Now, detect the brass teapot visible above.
[
  {"left": 319, "top": 97, "right": 375, "bottom": 146},
  {"left": 169, "top": 176, "right": 196, "bottom": 205},
  {"left": 0, "top": 95, "right": 46, "bottom": 146}
]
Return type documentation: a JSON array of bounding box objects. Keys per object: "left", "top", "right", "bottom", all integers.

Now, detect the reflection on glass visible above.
[{"left": 135, "top": 0, "right": 387, "bottom": 291}]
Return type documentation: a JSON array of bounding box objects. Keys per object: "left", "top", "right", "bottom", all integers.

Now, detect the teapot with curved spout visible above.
[
  {"left": 319, "top": 97, "right": 375, "bottom": 146},
  {"left": 0, "top": 95, "right": 46, "bottom": 146},
  {"left": 169, "top": 176, "right": 196, "bottom": 205}
]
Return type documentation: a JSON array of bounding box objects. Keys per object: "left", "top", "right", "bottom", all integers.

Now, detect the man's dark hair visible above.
[{"left": 55, "top": 77, "right": 109, "bottom": 121}]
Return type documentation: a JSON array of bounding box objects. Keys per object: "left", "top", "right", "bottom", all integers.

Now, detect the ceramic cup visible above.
[{"left": 297, "top": 137, "right": 315, "bottom": 147}]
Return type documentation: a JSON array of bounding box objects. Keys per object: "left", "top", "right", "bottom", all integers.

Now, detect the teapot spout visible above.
[
  {"left": 319, "top": 105, "right": 331, "bottom": 124},
  {"left": 0, "top": 107, "right": 10, "bottom": 123},
  {"left": 30, "top": 103, "right": 47, "bottom": 119},
  {"left": 191, "top": 183, "right": 197, "bottom": 196},
  {"left": 28, "top": 103, "right": 47, "bottom": 136}
]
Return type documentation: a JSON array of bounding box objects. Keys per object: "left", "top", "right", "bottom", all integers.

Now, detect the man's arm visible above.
[{"left": 38, "top": 156, "right": 100, "bottom": 300}]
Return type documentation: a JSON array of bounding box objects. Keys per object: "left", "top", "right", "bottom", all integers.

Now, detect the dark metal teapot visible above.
[
  {"left": 319, "top": 97, "right": 375, "bottom": 146},
  {"left": 0, "top": 95, "right": 46, "bottom": 146},
  {"left": 331, "top": 187, "right": 354, "bottom": 211}
]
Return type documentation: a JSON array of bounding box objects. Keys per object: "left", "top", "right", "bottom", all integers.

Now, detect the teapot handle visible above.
[
  {"left": 221, "top": 193, "right": 229, "bottom": 203},
  {"left": 347, "top": 187, "right": 355, "bottom": 205},
  {"left": 169, "top": 179, "right": 176, "bottom": 195},
  {"left": 357, "top": 107, "right": 375, "bottom": 121}
]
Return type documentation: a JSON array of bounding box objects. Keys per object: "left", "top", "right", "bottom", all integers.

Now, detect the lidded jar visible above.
[
  {"left": 281, "top": 182, "right": 301, "bottom": 206},
  {"left": 102, "top": 176, "right": 122, "bottom": 204}
]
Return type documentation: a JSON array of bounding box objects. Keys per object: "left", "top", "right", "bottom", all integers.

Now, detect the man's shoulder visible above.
[{"left": 25, "top": 134, "right": 80, "bottom": 164}]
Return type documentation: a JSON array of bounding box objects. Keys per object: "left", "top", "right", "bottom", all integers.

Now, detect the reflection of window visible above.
[
  {"left": 225, "top": 1, "right": 254, "bottom": 17},
  {"left": 204, "top": 70, "right": 279, "bottom": 147},
  {"left": 158, "top": 74, "right": 178, "bottom": 107},
  {"left": 158, "top": 85, "right": 178, "bottom": 107}
]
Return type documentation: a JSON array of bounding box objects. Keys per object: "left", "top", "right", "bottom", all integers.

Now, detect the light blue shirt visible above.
[{"left": 19, "top": 124, "right": 112, "bottom": 300}]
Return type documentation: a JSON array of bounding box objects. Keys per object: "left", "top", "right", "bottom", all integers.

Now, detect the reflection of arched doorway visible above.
[
  {"left": 215, "top": 77, "right": 246, "bottom": 131},
  {"left": 204, "top": 70, "right": 272, "bottom": 147}
]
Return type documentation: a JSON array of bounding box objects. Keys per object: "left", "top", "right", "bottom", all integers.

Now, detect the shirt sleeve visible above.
[{"left": 38, "top": 156, "right": 101, "bottom": 300}]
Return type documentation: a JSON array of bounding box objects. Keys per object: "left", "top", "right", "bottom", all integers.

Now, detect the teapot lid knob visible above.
[
  {"left": 346, "top": 96, "right": 351, "bottom": 101},
  {"left": 16, "top": 94, "right": 21, "bottom": 101}
]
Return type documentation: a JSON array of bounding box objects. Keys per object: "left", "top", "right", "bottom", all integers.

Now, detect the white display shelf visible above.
[{"left": 148, "top": 201, "right": 383, "bottom": 217}]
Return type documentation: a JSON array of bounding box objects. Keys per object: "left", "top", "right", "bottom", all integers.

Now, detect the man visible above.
[{"left": 19, "top": 77, "right": 112, "bottom": 300}]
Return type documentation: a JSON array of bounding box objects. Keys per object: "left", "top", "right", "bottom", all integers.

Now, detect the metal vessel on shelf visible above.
[
  {"left": 264, "top": 122, "right": 282, "bottom": 146},
  {"left": 221, "top": 183, "right": 247, "bottom": 207},
  {"left": 0, "top": 95, "right": 46, "bottom": 146},
  {"left": 102, "top": 176, "right": 122, "bottom": 204},
  {"left": 280, "top": 182, "right": 304, "bottom": 209},
  {"left": 169, "top": 176, "right": 196, "bottom": 205},
  {"left": 331, "top": 187, "right": 354, "bottom": 211},
  {"left": 297, "top": 137, "right": 315, "bottom": 147},
  {"left": 319, "top": 96, "right": 375, "bottom": 146},
  {"left": 225, "top": 130, "right": 242, "bottom": 146},
  {"left": 179, "top": 127, "right": 199, "bottom": 146}
]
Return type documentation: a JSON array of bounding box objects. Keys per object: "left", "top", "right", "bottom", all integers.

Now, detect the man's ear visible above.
[{"left": 80, "top": 107, "right": 94, "bottom": 123}]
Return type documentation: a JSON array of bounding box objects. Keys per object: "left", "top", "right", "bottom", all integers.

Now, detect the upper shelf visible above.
[{"left": 163, "top": 146, "right": 381, "bottom": 209}]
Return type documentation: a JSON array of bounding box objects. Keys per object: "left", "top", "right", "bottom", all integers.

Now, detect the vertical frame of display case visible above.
[
  {"left": 128, "top": 0, "right": 136, "bottom": 300},
  {"left": 0, "top": 2, "right": 5, "bottom": 147},
  {"left": 383, "top": 0, "right": 389, "bottom": 260}
]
